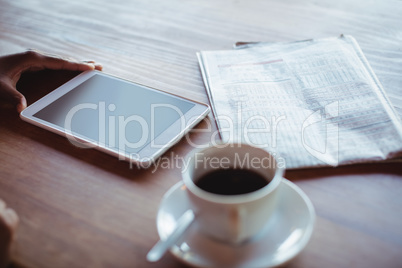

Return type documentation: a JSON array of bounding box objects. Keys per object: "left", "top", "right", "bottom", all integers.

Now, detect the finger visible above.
[
  {"left": 94, "top": 63, "right": 103, "bottom": 71},
  {"left": 38, "top": 54, "right": 96, "bottom": 72},
  {"left": 22, "top": 50, "right": 103, "bottom": 73},
  {"left": 36, "top": 51, "right": 103, "bottom": 71},
  {"left": 3, "top": 208, "right": 19, "bottom": 229},
  {"left": 21, "top": 51, "right": 96, "bottom": 73},
  {"left": 0, "top": 77, "right": 27, "bottom": 113},
  {"left": 17, "top": 97, "right": 27, "bottom": 113},
  {"left": 83, "top": 60, "right": 103, "bottom": 71}
]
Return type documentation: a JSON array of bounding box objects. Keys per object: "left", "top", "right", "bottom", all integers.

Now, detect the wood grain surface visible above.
[{"left": 0, "top": 0, "right": 402, "bottom": 267}]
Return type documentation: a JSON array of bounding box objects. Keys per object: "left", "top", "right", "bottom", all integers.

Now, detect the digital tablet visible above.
[{"left": 20, "top": 71, "right": 210, "bottom": 166}]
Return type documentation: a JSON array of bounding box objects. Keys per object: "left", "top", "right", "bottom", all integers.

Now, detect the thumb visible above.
[
  {"left": 0, "top": 79, "right": 27, "bottom": 113},
  {"left": 15, "top": 94, "right": 27, "bottom": 113}
]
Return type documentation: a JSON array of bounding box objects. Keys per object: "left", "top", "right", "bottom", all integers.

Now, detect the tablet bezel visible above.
[{"left": 20, "top": 71, "right": 210, "bottom": 166}]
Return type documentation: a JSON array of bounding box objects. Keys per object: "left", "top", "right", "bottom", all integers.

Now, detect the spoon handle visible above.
[{"left": 147, "top": 209, "right": 195, "bottom": 262}]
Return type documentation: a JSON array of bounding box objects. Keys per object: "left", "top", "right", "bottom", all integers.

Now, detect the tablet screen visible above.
[{"left": 33, "top": 73, "right": 195, "bottom": 154}]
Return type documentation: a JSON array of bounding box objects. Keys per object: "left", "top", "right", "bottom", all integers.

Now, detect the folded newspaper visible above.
[{"left": 197, "top": 35, "right": 402, "bottom": 169}]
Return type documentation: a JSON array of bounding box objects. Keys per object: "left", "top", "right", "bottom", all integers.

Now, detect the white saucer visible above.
[{"left": 156, "top": 179, "right": 315, "bottom": 268}]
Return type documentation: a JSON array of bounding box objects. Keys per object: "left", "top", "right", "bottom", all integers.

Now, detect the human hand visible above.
[
  {"left": 0, "top": 199, "right": 18, "bottom": 268},
  {"left": 0, "top": 50, "right": 103, "bottom": 113}
]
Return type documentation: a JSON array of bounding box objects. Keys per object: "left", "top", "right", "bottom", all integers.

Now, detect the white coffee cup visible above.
[{"left": 182, "top": 143, "right": 284, "bottom": 244}]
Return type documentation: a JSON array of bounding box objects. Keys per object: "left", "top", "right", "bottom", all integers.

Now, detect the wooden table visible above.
[{"left": 1, "top": 0, "right": 402, "bottom": 267}]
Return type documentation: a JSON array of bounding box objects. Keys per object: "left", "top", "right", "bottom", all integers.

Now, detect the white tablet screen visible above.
[{"left": 33, "top": 73, "right": 195, "bottom": 154}]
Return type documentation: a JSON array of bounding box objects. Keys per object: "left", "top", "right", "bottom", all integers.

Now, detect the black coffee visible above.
[{"left": 195, "top": 168, "right": 268, "bottom": 195}]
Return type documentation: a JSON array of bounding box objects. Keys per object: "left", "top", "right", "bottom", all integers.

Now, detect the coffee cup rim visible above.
[
  {"left": 182, "top": 143, "right": 284, "bottom": 204},
  {"left": 183, "top": 168, "right": 283, "bottom": 204}
]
